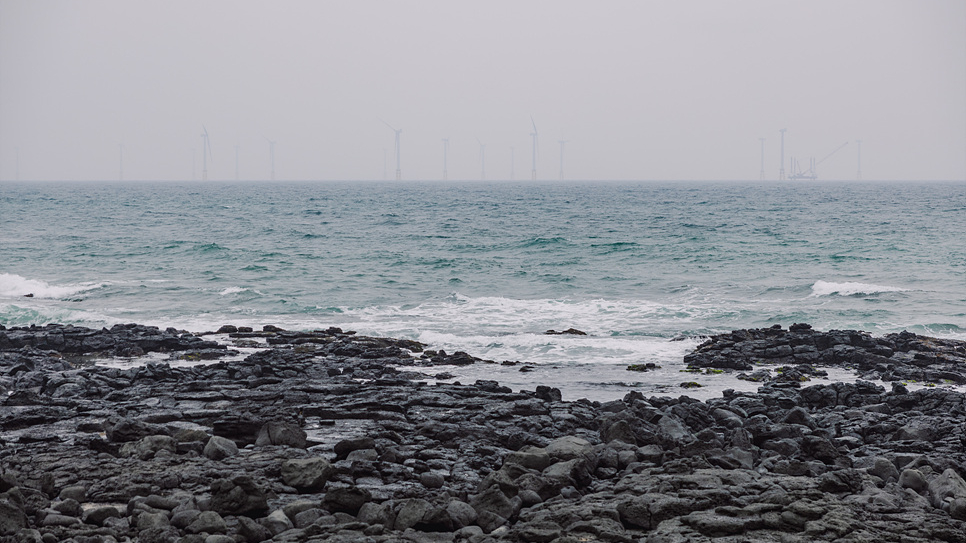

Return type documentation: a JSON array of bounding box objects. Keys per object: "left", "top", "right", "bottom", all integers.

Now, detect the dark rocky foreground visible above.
[{"left": 0, "top": 323, "right": 964, "bottom": 543}]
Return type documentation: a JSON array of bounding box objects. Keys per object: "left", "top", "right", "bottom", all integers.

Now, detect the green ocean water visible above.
[{"left": 2, "top": 180, "right": 964, "bottom": 399}]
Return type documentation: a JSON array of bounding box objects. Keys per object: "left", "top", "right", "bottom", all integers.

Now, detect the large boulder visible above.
[
  {"left": 120, "top": 435, "right": 177, "bottom": 460},
  {"left": 212, "top": 412, "right": 263, "bottom": 446},
  {"left": 504, "top": 446, "right": 552, "bottom": 471},
  {"left": 323, "top": 486, "right": 371, "bottom": 515},
  {"left": 255, "top": 421, "right": 307, "bottom": 448},
  {"left": 545, "top": 436, "right": 596, "bottom": 466},
  {"left": 106, "top": 418, "right": 159, "bottom": 443},
  {"left": 470, "top": 485, "right": 518, "bottom": 521},
  {"left": 203, "top": 435, "right": 239, "bottom": 460},
  {"left": 0, "top": 493, "right": 26, "bottom": 535},
  {"left": 333, "top": 436, "right": 375, "bottom": 460},
  {"left": 185, "top": 511, "right": 227, "bottom": 534},
  {"left": 280, "top": 458, "right": 334, "bottom": 491},
  {"left": 928, "top": 468, "right": 966, "bottom": 509},
  {"left": 392, "top": 498, "right": 434, "bottom": 531},
  {"left": 209, "top": 476, "right": 268, "bottom": 517}
]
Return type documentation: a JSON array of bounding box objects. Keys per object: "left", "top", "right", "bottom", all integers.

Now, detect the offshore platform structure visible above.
[{"left": 788, "top": 141, "right": 849, "bottom": 180}]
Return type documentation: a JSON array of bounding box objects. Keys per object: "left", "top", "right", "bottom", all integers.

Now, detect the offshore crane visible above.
[{"left": 788, "top": 141, "right": 849, "bottom": 180}]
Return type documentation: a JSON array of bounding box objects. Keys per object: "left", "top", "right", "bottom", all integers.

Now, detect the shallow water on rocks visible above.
[{"left": 84, "top": 333, "right": 966, "bottom": 403}]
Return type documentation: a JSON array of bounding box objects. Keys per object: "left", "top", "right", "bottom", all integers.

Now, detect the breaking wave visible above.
[
  {"left": 810, "top": 280, "right": 908, "bottom": 297},
  {"left": 0, "top": 273, "right": 103, "bottom": 299}
]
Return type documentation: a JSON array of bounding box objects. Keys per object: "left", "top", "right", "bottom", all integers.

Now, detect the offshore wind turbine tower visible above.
[
  {"left": 201, "top": 127, "right": 212, "bottom": 181},
  {"left": 383, "top": 121, "right": 402, "bottom": 180}
]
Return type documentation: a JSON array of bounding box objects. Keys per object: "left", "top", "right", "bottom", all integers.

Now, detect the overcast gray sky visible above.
[{"left": 1, "top": 0, "right": 964, "bottom": 181}]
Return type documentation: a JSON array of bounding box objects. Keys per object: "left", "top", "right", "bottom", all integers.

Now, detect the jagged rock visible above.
[
  {"left": 83, "top": 505, "right": 120, "bottom": 526},
  {"left": 209, "top": 476, "right": 268, "bottom": 516},
  {"left": 505, "top": 446, "right": 552, "bottom": 471},
  {"left": 203, "top": 435, "right": 239, "bottom": 460},
  {"left": 280, "top": 457, "right": 334, "bottom": 491},
  {"left": 170, "top": 509, "right": 201, "bottom": 529},
  {"left": 899, "top": 468, "right": 929, "bottom": 493},
  {"left": 323, "top": 486, "right": 371, "bottom": 515},
  {"left": 927, "top": 468, "right": 966, "bottom": 508},
  {"left": 333, "top": 436, "right": 375, "bottom": 459},
  {"left": 262, "top": 509, "right": 294, "bottom": 535},
  {"left": 0, "top": 494, "right": 26, "bottom": 535},
  {"left": 107, "top": 418, "right": 159, "bottom": 443},
  {"left": 211, "top": 412, "right": 263, "bottom": 446},
  {"left": 255, "top": 421, "right": 307, "bottom": 448},
  {"left": 185, "top": 510, "right": 227, "bottom": 534},
  {"left": 1, "top": 322, "right": 965, "bottom": 542},
  {"left": 120, "top": 434, "right": 177, "bottom": 459},
  {"left": 392, "top": 498, "right": 433, "bottom": 531},
  {"left": 236, "top": 515, "right": 272, "bottom": 542}
]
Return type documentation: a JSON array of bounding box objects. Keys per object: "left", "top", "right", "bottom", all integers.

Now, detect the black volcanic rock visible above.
[
  {"left": 685, "top": 323, "right": 966, "bottom": 385},
  {"left": 0, "top": 323, "right": 963, "bottom": 542},
  {"left": 0, "top": 323, "right": 225, "bottom": 358}
]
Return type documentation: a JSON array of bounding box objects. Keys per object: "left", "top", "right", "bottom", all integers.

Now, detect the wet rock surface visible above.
[
  {"left": 686, "top": 322, "right": 966, "bottom": 386},
  {"left": 0, "top": 323, "right": 964, "bottom": 542}
]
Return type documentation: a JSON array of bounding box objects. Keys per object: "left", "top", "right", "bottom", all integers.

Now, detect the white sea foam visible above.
[
  {"left": 0, "top": 302, "right": 118, "bottom": 327},
  {"left": 0, "top": 273, "right": 103, "bottom": 299},
  {"left": 219, "top": 286, "right": 248, "bottom": 296},
  {"left": 811, "top": 280, "right": 908, "bottom": 297},
  {"left": 311, "top": 294, "right": 708, "bottom": 373},
  {"left": 346, "top": 293, "right": 715, "bottom": 338}
]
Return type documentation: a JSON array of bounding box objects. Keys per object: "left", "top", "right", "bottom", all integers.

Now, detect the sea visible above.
[{"left": 2, "top": 180, "right": 964, "bottom": 402}]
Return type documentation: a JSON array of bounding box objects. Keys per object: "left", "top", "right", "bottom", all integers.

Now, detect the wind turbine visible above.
[
  {"left": 477, "top": 138, "right": 486, "bottom": 180},
  {"left": 442, "top": 138, "right": 450, "bottom": 181},
  {"left": 382, "top": 120, "right": 402, "bottom": 180},
  {"left": 558, "top": 140, "right": 568, "bottom": 180},
  {"left": 265, "top": 137, "right": 276, "bottom": 181},
  {"left": 530, "top": 116, "right": 539, "bottom": 180},
  {"left": 201, "top": 126, "right": 212, "bottom": 181}
]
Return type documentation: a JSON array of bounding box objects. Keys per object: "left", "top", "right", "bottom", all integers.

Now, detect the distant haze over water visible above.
[{"left": 1, "top": 1, "right": 964, "bottom": 181}]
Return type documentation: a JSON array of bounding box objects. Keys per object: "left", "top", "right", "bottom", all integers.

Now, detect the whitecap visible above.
[
  {"left": 810, "top": 280, "right": 907, "bottom": 297},
  {"left": 0, "top": 273, "right": 103, "bottom": 299},
  {"left": 219, "top": 286, "right": 248, "bottom": 296}
]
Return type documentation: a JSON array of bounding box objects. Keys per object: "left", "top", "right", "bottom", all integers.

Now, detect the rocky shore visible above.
[{"left": 1, "top": 322, "right": 964, "bottom": 543}]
